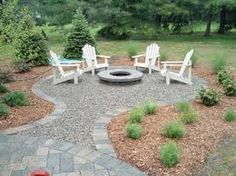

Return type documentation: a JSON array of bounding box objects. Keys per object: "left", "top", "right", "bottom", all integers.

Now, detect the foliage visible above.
[
  {"left": 143, "top": 101, "right": 158, "bottom": 115},
  {"left": 160, "top": 52, "right": 168, "bottom": 61},
  {"left": 222, "top": 78, "right": 236, "bottom": 96},
  {"left": 0, "top": 83, "right": 9, "bottom": 93},
  {"left": 127, "top": 46, "right": 137, "bottom": 58},
  {"left": 198, "top": 87, "right": 220, "bottom": 106},
  {"left": 211, "top": 55, "right": 227, "bottom": 74},
  {"left": 175, "top": 102, "right": 192, "bottom": 113},
  {"left": 191, "top": 54, "right": 198, "bottom": 68},
  {"left": 0, "top": 69, "right": 14, "bottom": 83},
  {"left": 224, "top": 109, "right": 236, "bottom": 122},
  {"left": 3, "top": 91, "right": 28, "bottom": 107},
  {"left": 180, "top": 111, "right": 198, "bottom": 124},
  {"left": 217, "top": 70, "right": 231, "bottom": 84},
  {"left": 163, "top": 120, "right": 185, "bottom": 139},
  {"left": 63, "top": 8, "right": 95, "bottom": 59},
  {"left": 14, "top": 59, "right": 31, "bottom": 73},
  {"left": 128, "top": 108, "right": 144, "bottom": 123},
  {"left": 0, "top": 103, "right": 9, "bottom": 119},
  {"left": 160, "top": 142, "right": 180, "bottom": 168},
  {"left": 125, "top": 123, "right": 142, "bottom": 139},
  {"left": 15, "top": 32, "right": 48, "bottom": 66}
]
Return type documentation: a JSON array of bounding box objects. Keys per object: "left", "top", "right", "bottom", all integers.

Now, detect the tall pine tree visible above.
[{"left": 63, "top": 8, "right": 95, "bottom": 59}]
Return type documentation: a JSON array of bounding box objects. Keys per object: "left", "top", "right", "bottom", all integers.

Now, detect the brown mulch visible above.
[
  {"left": 107, "top": 64, "right": 236, "bottom": 176},
  {"left": 0, "top": 66, "right": 54, "bottom": 130}
]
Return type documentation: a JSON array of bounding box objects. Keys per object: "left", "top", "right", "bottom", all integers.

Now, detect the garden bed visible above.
[
  {"left": 0, "top": 66, "right": 54, "bottom": 130},
  {"left": 107, "top": 65, "right": 236, "bottom": 176}
]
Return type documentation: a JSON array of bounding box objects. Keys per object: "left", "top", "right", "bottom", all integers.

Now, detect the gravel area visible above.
[{"left": 21, "top": 68, "right": 204, "bottom": 148}]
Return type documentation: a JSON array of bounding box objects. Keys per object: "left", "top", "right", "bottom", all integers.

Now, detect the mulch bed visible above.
[
  {"left": 0, "top": 66, "right": 54, "bottom": 130},
  {"left": 107, "top": 64, "right": 236, "bottom": 176}
]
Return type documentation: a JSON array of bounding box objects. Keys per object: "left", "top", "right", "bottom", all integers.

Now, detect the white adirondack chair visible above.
[
  {"left": 82, "top": 44, "right": 110, "bottom": 75},
  {"left": 49, "top": 50, "right": 82, "bottom": 85},
  {"left": 132, "top": 43, "right": 160, "bottom": 74},
  {"left": 160, "top": 49, "right": 194, "bottom": 85}
]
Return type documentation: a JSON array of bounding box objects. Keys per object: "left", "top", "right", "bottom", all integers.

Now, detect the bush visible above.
[
  {"left": 0, "top": 69, "right": 14, "bottom": 83},
  {"left": 143, "top": 101, "right": 158, "bottom": 115},
  {"left": 217, "top": 70, "right": 230, "bottom": 84},
  {"left": 191, "top": 54, "right": 198, "bottom": 68},
  {"left": 160, "top": 52, "right": 168, "bottom": 61},
  {"left": 125, "top": 123, "right": 142, "bottom": 139},
  {"left": 128, "top": 46, "right": 137, "bottom": 58},
  {"left": 63, "top": 8, "right": 95, "bottom": 59},
  {"left": 0, "top": 83, "right": 9, "bottom": 93},
  {"left": 0, "top": 103, "right": 9, "bottom": 119},
  {"left": 224, "top": 109, "right": 236, "bottom": 122},
  {"left": 3, "top": 91, "right": 28, "bottom": 107},
  {"left": 15, "top": 32, "right": 48, "bottom": 66},
  {"left": 222, "top": 78, "right": 236, "bottom": 96},
  {"left": 198, "top": 87, "right": 220, "bottom": 106},
  {"left": 128, "top": 108, "right": 144, "bottom": 123},
  {"left": 211, "top": 55, "right": 227, "bottom": 74},
  {"left": 175, "top": 102, "right": 192, "bottom": 113},
  {"left": 181, "top": 111, "right": 198, "bottom": 124},
  {"left": 160, "top": 142, "right": 180, "bottom": 167},
  {"left": 163, "top": 121, "right": 185, "bottom": 139},
  {"left": 14, "top": 59, "right": 31, "bottom": 73}
]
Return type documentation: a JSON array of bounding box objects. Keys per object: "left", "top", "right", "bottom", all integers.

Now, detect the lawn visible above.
[{"left": 1, "top": 25, "right": 236, "bottom": 67}]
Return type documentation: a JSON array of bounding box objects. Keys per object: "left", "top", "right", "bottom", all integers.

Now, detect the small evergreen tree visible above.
[{"left": 63, "top": 8, "right": 95, "bottom": 59}]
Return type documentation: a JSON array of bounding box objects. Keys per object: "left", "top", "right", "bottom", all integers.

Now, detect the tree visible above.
[{"left": 63, "top": 8, "right": 95, "bottom": 59}]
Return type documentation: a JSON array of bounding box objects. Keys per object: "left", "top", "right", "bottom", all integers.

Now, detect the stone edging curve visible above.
[{"left": 1, "top": 76, "right": 67, "bottom": 135}]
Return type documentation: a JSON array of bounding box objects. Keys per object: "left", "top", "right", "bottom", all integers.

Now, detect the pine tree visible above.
[{"left": 63, "top": 8, "right": 95, "bottom": 59}]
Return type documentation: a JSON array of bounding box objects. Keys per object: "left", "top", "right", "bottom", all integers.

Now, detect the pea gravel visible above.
[{"left": 21, "top": 70, "right": 204, "bottom": 148}]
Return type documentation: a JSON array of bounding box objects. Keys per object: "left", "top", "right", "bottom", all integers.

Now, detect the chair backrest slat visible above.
[
  {"left": 145, "top": 43, "right": 160, "bottom": 66},
  {"left": 50, "top": 50, "right": 64, "bottom": 75},
  {"left": 82, "top": 44, "right": 97, "bottom": 67},
  {"left": 179, "top": 49, "right": 194, "bottom": 75}
]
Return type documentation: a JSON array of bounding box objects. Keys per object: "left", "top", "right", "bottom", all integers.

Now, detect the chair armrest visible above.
[
  {"left": 54, "top": 64, "right": 81, "bottom": 67},
  {"left": 96, "top": 55, "right": 111, "bottom": 59},
  {"left": 131, "top": 54, "right": 145, "bottom": 59},
  {"left": 161, "top": 61, "right": 184, "bottom": 64}
]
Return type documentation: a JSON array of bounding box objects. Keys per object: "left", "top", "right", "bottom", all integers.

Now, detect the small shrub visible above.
[
  {"left": 163, "top": 120, "right": 185, "bottom": 139},
  {"left": 14, "top": 59, "right": 31, "bottom": 73},
  {"left": 0, "top": 83, "right": 9, "bottom": 93},
  {"left": 0, "top": 69, "right": 14, "bottom": 83},
  {"left": 160, "top": 142, "right": 180, "bottom": 167},
  {"left": 191, "top": 54, "right": 198, "bottom": 68},
  {"left": 0, "top": 103, "right": 9, "bottom": 118},
  {"left": 211, "top": 55, "right": 227, "bottom": 74},
  {"left": 128, "top": 108, "right": 144, "bottom": 123},
  {"left": 128, "top": 46, "right": 137, "bottom": 58},
  {"left": 175, "top": 102, "right": 192, "bottom": 113},
  {"left": 217, "top": 70, "right": 230, "bottom": 84},
  {"left": 181, "top": 111, "right": 198, "bottom": 124},
  {"left": 3, "top": 91, "right": 28, "bottom": 107},
  {"left": 222, "top": 78, "right": 236, "bottom": 96},
  {"left": 125, "top": 123, "right": 142, "bottom": 139},
  {"left": 224, "top": 109, "right": 236, "bottom": 122},
  {"left": 198, "top": 87, "right": 220, "bottom": 106},
  {"left": 143, "top": 101, "right": 158, "bottom": 115}
]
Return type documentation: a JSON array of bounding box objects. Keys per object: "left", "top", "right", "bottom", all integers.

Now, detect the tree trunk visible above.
[
  {"left": 218, "top": 5, "right": 227, "bottom": 34},
  {"left": 204, "top": 6, "right": 213, "bottom": 37}
]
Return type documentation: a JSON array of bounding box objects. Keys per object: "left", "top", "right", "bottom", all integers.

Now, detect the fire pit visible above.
[{"left": 97, "top": 69, "right": 143, "bottom": 83}]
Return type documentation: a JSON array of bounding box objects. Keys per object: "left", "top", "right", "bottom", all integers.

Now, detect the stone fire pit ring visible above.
[{"left": 97, "top": 68, "right": 144, "bottom": 83}]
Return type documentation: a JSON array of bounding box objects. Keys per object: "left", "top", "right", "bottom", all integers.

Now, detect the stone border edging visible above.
[{"left": 1, "top": 76, "right": 66, "bottom": 135}]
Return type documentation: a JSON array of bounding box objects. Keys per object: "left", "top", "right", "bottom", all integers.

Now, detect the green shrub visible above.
[
  {"left": 0, "top": 69, "right": 14, "bottom": 83},
  {"left": 163, "top": 121, "right": 185, "bottom": 139},
  {"left": 15, "top": 32, "right": 48, "bottom": 66},
  {"left": 175, "top": 102, "right": 192, "bottom": 113},
  {"left": 160, "top": 52, "right": 168, "bottom": 61},
  {"left": 222, "top": 78, "right": 236, "bottom": 96},
  {"left": 63, "top": 8, "right": 95, "bottom": 59},
  {"left": 198, "top": 87, "right": 220, "bottom": 106},
  {"left": 181, "top": 111, "right": 198, "bottom": 124},
  {"left": 14, "top": 59, "right": 31, "bottom": 73},
  {"left": 217, "top": 70, "right": 230, "bottom": 84},
  {"left": 211, "top": 55, "right": 227, "bottom": 74},
  {"left": 160, "top": 142, "right": 180, "bottom": 167},
  {"left": 143, "top": 101, "right": 158, "bottom": 115},
  {"left": 0, "top": 103, "right": 10, "bottom": 118},
  {"left": 125, "top": 123, "right": 142, "bottom": 139},
  {"left": 224, "top": 109, "right": 236, "bottom": 122},
  {"left": 3, "top": 91, "right": 28, "bottom": 107},
  {"left": 0, "top": 83, "right": 9, "bottom": 93},
  {"left": 191, "top": 54, "right": 198, "bottom": 68},
  {"left": 127, "top": 46, "right": 137, "bottom": 58},
  {"left": 128, "top": 108, "right": 144, "bottom": 123}
]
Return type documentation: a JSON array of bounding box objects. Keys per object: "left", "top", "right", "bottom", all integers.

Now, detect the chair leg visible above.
[
  {"left": 166, "top": 75, "right": 170, "bottom": 85},
  {"left": 74, "top": 74, "right": 78, "bottom": 84},
  {"left": 92, "top": 68, "right": 95, "bottom": 76},
  {"left": 149, "top": 67, "right": 152, "bottom": 74}
]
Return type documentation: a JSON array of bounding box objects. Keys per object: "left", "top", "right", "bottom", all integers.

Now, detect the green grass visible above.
[{"left": 0, "top": 25, "right": 236, "bottom": 67}]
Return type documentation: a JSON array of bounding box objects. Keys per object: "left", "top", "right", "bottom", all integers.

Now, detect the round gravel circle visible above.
[{"left": 21, "top": 69, "right": 205, "bottom": 148}]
